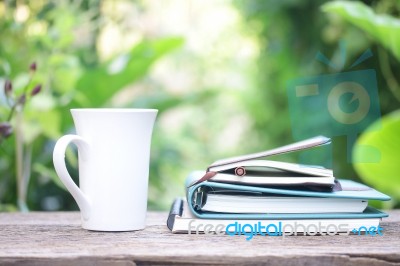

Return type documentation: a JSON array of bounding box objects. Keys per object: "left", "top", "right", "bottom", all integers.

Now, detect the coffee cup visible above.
[{"left": 53, "top": 108, "right": 157, "bottom": 231}]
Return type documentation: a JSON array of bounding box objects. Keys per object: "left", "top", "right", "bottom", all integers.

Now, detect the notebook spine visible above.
[{"left": 166, "top": 198, "right": 184, "bottom": 231}]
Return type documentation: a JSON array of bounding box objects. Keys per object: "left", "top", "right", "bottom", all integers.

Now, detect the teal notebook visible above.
[{"left": 185, "top": 171, "right": 391, "bottom": 220}]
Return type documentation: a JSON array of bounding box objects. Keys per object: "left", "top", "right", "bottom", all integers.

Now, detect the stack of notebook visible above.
[{"left": 167, "top": 136, "right": 390, "bottom": 236}]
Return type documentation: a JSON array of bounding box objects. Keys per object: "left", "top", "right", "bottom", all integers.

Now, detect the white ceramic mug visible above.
[{"left": 53, "top": 109, "right": 157, "bottom": 231}]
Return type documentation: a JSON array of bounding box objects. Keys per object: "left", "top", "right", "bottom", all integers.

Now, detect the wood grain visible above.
[{"left": 0, "top": 211, "right": 399, "bottom": 265}]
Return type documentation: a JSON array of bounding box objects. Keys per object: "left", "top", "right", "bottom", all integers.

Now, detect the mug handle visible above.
[{"left": 53, "top": 135, "right": 91, "bottom": 220}]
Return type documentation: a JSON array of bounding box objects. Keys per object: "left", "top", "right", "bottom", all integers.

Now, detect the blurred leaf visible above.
[
  {"left": 353, "top": 110, "right": 400, "bottom": 204},
  {"left": 24, "top": 97, "right": 61, "bottom": 140},
  {"left": 21, "top": 121, "right": 41, "bottom": 144},
  {"left": 0, "top": 203, "right": 17, "bottom": 212},
  {"left": 12, "top": 74, "right": 30, "bottom": 94},
  {"left": 75, "top": 37, "right": 184, "bottom": 107},
  {"left": 131, "top": 90, "right": 217, "bottom": 113},
  {"left": 29, "top": 93, "right": 57, "bottom": 110},
  {"left": 49, "top": 54, "right": 82, "bottom": 94},
  {"left": 65, "top": 147, "right": 78, "bottom": 169},
  {"left": 33, "top": 163, "right": 66, "bottom": 191},
  {"left": 322, "top": 1, "right": 400, "bottom": 61},
  {"left": 36, "top": 110, "right": 61, "bottom": 139}
]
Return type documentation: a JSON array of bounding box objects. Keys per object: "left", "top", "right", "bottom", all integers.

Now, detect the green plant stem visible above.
[
  {"left": 7, "top": 104, "right": 16, "bottom": 122},
  {"left": 5, "top": 95, "right": 12, "bottom": 108},
  {"left": 15, "top": 108, "right": 28, "bottom": 212},
  {"left": 22, "top": 144, "right": 32, "bottom": 209}
]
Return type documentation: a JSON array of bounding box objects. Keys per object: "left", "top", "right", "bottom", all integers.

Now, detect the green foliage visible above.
[
  {"left": 323, "top": 1, "right": 400, "bottom": 208},
  {"left": 237, "top": 0, "right": 400, "bottom": 209},
  {"left": 353, "top": 111, "right": 400, "bottom": 206},
  {"left": 74, "top": 37, "right": 184, "bottom": 108},
  {"left": 1, "top": 0, "right": 400, "bottom": 212},
  {"left": 236, "top": 0, "right": 330, "bottom": 151},
  {"left": 322, "top": 1, "right": 400, "bottom": 61},
  {"left": 0, "top": 1, "right": 185, "bottom": 211}
]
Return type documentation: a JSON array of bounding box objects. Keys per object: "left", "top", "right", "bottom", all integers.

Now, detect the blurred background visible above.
[{"left": 0, "top": 0, "right": 399, "bottom": 212}]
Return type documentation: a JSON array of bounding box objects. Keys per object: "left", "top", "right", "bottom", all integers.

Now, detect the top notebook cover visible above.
[
  {"left": 209, "top": 136, "right": 331, "bottom": 169},
  {"left": 189, "top": 136, "right": 332, "bottom": 187}
]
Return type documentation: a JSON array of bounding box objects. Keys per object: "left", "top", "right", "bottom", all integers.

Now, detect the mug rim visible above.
[{"left": 71, "top": 108, "right": 158, "bottom": 113}]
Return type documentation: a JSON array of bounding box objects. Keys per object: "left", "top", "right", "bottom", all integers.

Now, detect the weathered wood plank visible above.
[{"left": 0, "top": 211, "right": 399, "bottom": 265}]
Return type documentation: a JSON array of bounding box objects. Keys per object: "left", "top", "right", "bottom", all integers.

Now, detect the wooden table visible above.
[{"left": 0, "top": 211, "right": 399, "bottom": 265}]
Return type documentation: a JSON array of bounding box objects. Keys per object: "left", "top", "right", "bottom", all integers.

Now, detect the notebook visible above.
[
  {"left": 201, "top": 194, "right": 368, "bottom": 214},
  {"left": 185, "top": 171, "right": 391, "bottom": 219},
  {"left": 188, "top": 136, "right": 335, "bottom": 188},
  {"left": 167, "top": 198, "right": 386, "bottom": 235}
]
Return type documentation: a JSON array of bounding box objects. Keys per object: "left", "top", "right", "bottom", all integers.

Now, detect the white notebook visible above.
[
  {"left": 189, "top": 136, "right": 335, "bottom": 188},
  {"left": 201, "top": 194, "right": 368, "bottom": 214},
  {"left": 208, "top": 160, "right": 335, "bottom": 186}
]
